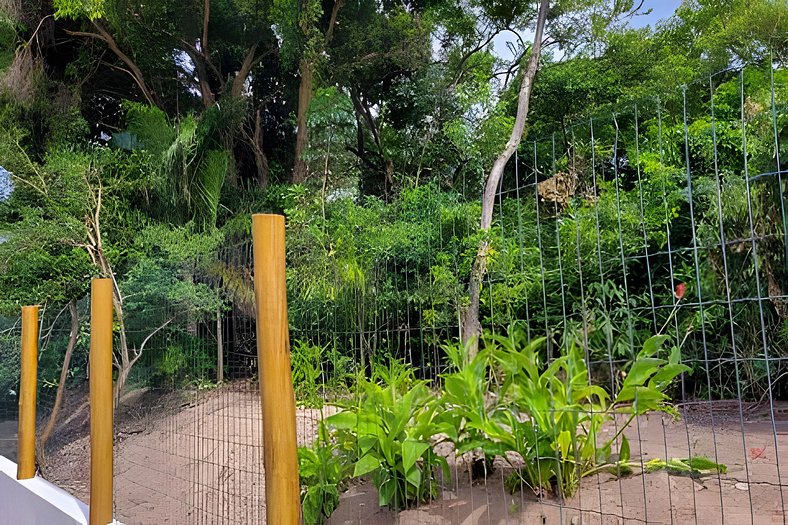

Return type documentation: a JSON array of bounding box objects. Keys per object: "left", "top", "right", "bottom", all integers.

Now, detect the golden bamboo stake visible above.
[
  {"left": 17, "top": 305, "right": 39, "bottom": 480},
  {"left": 89, "top": 278, "right": 114, "bottom": 525},
  {"left": 252, "top": 214, "right": 301, "bottom": 524}
]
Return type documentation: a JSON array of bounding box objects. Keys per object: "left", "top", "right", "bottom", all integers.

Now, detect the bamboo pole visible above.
[
  {"left": 252, "top": 214, "right": 301, "bottom": 524},
  {"left": 17, "top": 305, "right": 39, "bottom": 480},
  {"left": 89, "top": 278, "right": 114, "bottom": 525}
]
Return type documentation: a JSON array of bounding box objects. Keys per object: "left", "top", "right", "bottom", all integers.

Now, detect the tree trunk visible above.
[
  {"left": 290, "top": 0, "right": 342, "bottom": 184},
  {"left": 37, "top": 300, "right": 79, "bottom": 451},
  {"left": 114, "top": 365, "right": 130, "bottom": 407},
  {"left": 292, "top": 59, "right": 314, "bottom": 184},
  {"left": 461, "top": 0, "right": 550, "bottom": 356},
  {"left": 253, "top": 109, "right": 269, "bottom": 190}
]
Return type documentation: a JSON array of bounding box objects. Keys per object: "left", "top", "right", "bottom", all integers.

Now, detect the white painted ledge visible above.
[{"left": 0, "top": 455, "right": 90, "bottom": 525}]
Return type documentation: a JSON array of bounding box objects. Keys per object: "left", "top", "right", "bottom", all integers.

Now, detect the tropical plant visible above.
[
  {"left": 497, "top": 328, "right": 690, "bottom": 498},
  {"left": 436, "top": 340, "right": 506, "bottom": 476},
  {"left": 325, "top": 373, "right": 449, "bottom": 509},
  {"left": 439, "top": 325, "right": 691, "bottom": 498},
  {"left": 148, "top": 336, "right": 215, "bottom": 387},
  {"left": 298, "top": 423, "right": 352, "bottom": 525},
  {"left": 369, "top": 355, "right": 416, "bottom": 395},
  {"left": 291, "top": 339, "right": 326, "bottom": 407}
]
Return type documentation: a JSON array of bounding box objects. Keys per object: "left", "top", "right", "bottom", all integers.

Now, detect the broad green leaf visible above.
[
  {"left": 405, "top": 465, "right": 422, "bottom": 488},
  {"left": 433, "top": 421, "right": 459, "bottom": 442},
  {"left": 648, "top": 362, "right": 691, "bottom": 389},
  {"left": 616, "top": 386, "right": 668, "bottom": 413},
  {"left": 622, "top": 358, "right": 663, "bottom": 388},
  {"left": 353, "top": 454, "right": 381, "bottom": 477},
  {"left": 640, "top": 335, "right": 669, "bottom": 358},
  {"left": 377, "top": 476, "right": 396, "bottom": 507},
  {"left": 325, "top": 410, "right": 357, "bottom": 430},
  {"left": 619, "top": 435, "right": 630, "bottom": 463},
  {"left": 668, "top": 345, "right": 682, "bottom": 364},
  {"left": 596, "top": 441, "right": 612, "bottom": 464},
  {"left": 359, "top": 435, "right": 377, "bottom": 456},
  {"left": 297, "top": 447, "right": 319, "bottom": 479},
  {"left": 402, "top": 439, "right": 430, "bottom": 472},
  {"left": 301, "top": 486, "right": 324, "bottom": 525},
  {"left": 556, "top": 430, "right": 572, "bottom": 460}
]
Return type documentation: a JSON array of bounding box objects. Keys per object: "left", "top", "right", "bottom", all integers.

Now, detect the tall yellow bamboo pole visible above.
[
  {"left": 252, "top": 214, "right": 301, "bottom": 524},
  {"left": 17, "top": 305, "right": 39, "bottom": 480},
  {"left": 89, "top": 278, "right": 113, "bottom": 525}
]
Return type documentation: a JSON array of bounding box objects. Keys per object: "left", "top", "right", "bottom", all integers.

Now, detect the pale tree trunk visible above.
[
  {"left": 83, "top": 183, "right": 171, "bottom": 407},
  {"left": 461, "top": 0, "right": 550, "bottom": 356},
  {"left": 292, "top": 59, "right": 314, "bottom": 184},
  {"left": 37, "top": 300, "right": 79, "bottom": 452}
]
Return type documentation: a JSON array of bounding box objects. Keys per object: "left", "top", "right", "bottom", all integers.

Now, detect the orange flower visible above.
[{"left": 675, "top": 283, "right": 686, "bottom": 300}]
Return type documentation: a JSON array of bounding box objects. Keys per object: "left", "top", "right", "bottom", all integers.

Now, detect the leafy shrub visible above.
[
  {"left": 499, "top": 330, "right": 688, "bottom": 497},
  {"left": 305, "top": 326, "right": 692, "bottom": 509},
  {"left": 0, "top": 321, "right": 19, "bottom": 409},
  {"left": 154, "top": 345, "right": 188, "bottom": 382},
  {"left": 291, "top": 340, "right": 356, "bottom": 407},
  {"left": 150, "top": 336, "right": 215, "bottom": 386},
  {"left": 369, "top": 355, "right": 415, "bottom": 395},
  {"left": 325, "top": 374, "right": 449, "bottom": 509},
  {"left": 440, "top": 326, "right": 690, "bottom": 498},
  {"left": 298, "top": 424, "right": 352, "bottom": 525},
  {"left": 291, "top": 340, "right": 326, "bottom": 407},
  {"left": 323, "top": 344, "right": 355, "bottom": 391}
]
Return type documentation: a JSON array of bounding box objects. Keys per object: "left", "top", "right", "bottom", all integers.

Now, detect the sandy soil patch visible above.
[{"left": 44, "top": 386, "right": 788, "bottom": 524}]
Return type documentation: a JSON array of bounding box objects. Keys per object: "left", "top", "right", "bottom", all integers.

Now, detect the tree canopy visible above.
[{"left": 0, "top": 0, "right": 786, "bottom": 398}]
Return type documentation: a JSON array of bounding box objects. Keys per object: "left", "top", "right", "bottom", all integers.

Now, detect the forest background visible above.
[{"left": 0, "top": 0, "right": 786, "bottom": 423}]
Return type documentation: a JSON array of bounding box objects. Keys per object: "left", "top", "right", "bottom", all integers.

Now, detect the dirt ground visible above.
[
  {"left": 329, "top": 403, "right": 788, "bottom": 525},
  {"left": 43, "top": 386, "right": 788, "bottom": 525}
]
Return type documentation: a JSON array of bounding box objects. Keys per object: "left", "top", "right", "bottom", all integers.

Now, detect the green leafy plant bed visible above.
[
  {"left": 298, "top": 423, "right": 354, "bottom": 525},
  {"left": 438, "top": 326, "right": 693, "bottom": 498},
  {"left": 311, "top": 325, "right": 699, "bottom": 519},
  {"left": 324, "top": 369, "right": 449, "bottom": 509}
]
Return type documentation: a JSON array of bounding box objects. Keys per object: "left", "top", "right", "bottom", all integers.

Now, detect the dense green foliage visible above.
[
  {"left": 0, "top": 2, "right": 785, "bottom": 521},
  {"left": 0, "top": 2, "right": 786, "bottom": 509},
  {"left": 306, "top": 326, "right": 688, "bottom": 518},
  {"left": 298, "top": 423, "right": 353, "bottom": 525},
  {"left": 437, "top": 327, "right": 690, "bottom": 497}
]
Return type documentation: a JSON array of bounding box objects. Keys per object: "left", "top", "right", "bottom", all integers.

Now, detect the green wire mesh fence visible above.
[{"left": 0, "top": 63, "right": 784, "bottom": 525}]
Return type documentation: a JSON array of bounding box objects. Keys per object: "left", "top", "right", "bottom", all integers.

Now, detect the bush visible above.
[
  {"left": 150, "top": 335, "right": 215, "bottom": 386},
  {"left": 325, "top": 372, "right": 449, "bottom": 509},
  {"left": 291, "top": 340, "right": 325, "bottom": 407},
  {"left": 298, "top": 424, "right": 353, "bottom": 525},
  {"left": 440, "top": 325, "right": 690, "bottom": 498},
  {"left": 313, "top": 326, "right": 690, "bottom": 509},
  {"left": 291, "top": 340, "right": 356, "bottom": 407}
]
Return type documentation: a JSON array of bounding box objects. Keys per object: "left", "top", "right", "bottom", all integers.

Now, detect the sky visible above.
[
  {"left": 0, "top": 168, "right": 11, "bottom": 203},
  {"left": 492, "top": 0, "right": 684, "bottom": 61},
  {"left": 633, "top": 0, "right": 684, "bottom": 29}
]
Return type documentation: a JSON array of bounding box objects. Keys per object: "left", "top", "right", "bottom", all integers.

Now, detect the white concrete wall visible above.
[{"left": 0, "top": 455, "right": 89, "bottom": 525}]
